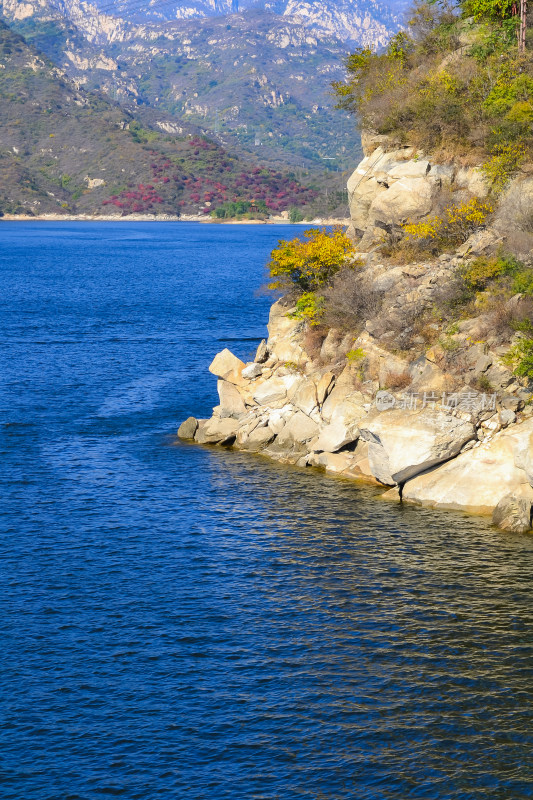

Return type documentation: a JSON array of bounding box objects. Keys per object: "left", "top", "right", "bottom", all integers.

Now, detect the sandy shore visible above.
[{"left": 1, "top": 212, "right": 349, "bottom": 226}]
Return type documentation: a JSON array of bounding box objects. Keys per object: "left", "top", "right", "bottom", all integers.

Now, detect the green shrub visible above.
[
  {"left": 460, "top": 254, "right": 518, "bottom": 290},
  {"left": 481, "top": 142, "right": 527, "bottom": 195},
  {"left": 332, "top": 2, "right": 533, "bottom": 159},
  {"left": 503, "top": 337, "right": 533, "bottom": 378},
  {"left": 289, "top": 206, "right": 304, "bottom": 223},
  {"left": 287, "top": 292, "right": 324, "bottom": 325},
  {"left": 346, "top": 346, "right": 366, "bottom": 363}
]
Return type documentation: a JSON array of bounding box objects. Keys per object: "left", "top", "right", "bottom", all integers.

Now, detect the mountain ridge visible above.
[{"left": 0, "top": 0, "right": 403, "bottom": 167}]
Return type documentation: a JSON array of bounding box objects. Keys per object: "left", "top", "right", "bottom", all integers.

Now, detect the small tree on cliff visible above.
[{"left": 267, "top": 227, "right": 356, "bottom": 294}]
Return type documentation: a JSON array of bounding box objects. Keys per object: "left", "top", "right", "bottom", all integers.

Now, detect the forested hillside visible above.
[{"left": 0, "top": 21, "right": 320, "bottom": 217}]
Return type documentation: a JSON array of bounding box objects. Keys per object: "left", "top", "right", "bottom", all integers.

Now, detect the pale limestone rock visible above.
[
  {"left": 320, "top": 329, "right": 345, "bottom": 362},
  {"left": 372, "top": 266, "right": 405, "bottom": 292},
  {"left": 512, "top": 422, "right": 533, "bottom": 485},
  {"left": 310, "top": 451, "right": 354, "bottom": 473},
  {"left": 177, "top": 417, "right": 198, "bottom": 440},
  {"left": 359, "top": 409, "right": 476, "bottom": 485},
  {"left": 429, "top": 164, "right": 455, "bottom": 183},
  {"left": 321, "top": 384, "right": 367, "bottom": 426},
  {"left": 266, "top": 301, "right": 305, "bottom": 364},
  {"left": 238, "top": 425, "right": 275, "bottom": 452},
  {"left": 368, "top": 177, "right": 434, "bottom": 227},
  {"left": 387, "top": 160, "right": 430, "bottom": 179},
  {"left": 242, "top": 362, "right": 263, "bottom": 380},
  {"left": 402, "top": 429, "right": 531, "bottom": 513},
  {"left": 217, "top": 380, "right": 246, "bottom": 418},
  {"left": 455, "top": 167, "right": 488, "bottom": 198},
  {"left": 195, "top": 417, "right": 239, "bottom": 445},
  {"left": 354, "top": 332, "right": 410, "bottom": 387},
  {"left": 308, "top": 441, "right": 379, "bottom": 484},
  {"left": 456, "top": 229, "right": 502, "bottom": 257},
  {"left": 316, "top": 371, "right": 335, "bottom": 405},
  {"left": 288, "top": 378, "right": 317, "bottom": 417},
  {"left": 267, "top": 410, "right": 290, "bottom": 434},
  {"left": 252, "top": 374, "right": 299, "bottom": 405},
  {"left": 209, "top": 348, "right": 246, "bottom": 386},
  {"left": 312, "top": 419, "right": 360, "bottom": 453},
  {"left": 409, "top": 358, "right": 450, "bottom": 392},
  {"left": 255, "top": 339, "right": 269, "bottom": 363},
  {"left": 277, "top": 411, "right": 319, "bottom": 446}
]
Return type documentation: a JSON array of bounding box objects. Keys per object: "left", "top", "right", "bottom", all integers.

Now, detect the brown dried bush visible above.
[
  {"left": 384, "top": 370, "right": 413, "bottom": 390},
  {"left": 302, "top": 325, "right": 328, "bottom": 362},
  {"left": 323, "top": 268, "right": 383, "bottom": 332}
]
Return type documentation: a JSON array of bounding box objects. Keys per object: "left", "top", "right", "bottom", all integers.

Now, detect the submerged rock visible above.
[{"left": 492, "top": 493, "right": 533, "bottom": 534}]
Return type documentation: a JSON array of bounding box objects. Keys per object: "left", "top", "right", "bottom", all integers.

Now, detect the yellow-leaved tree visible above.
[{"left": 267, "top": 227, "right": 356, "bottom": 293}]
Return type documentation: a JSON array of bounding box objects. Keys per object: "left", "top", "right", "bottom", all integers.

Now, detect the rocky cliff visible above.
[{"left": 178, "top": 141, "right": 533, "bottom": 535}]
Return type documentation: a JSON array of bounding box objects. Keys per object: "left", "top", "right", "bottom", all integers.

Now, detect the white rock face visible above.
[
  {"left": 195, "top": 417, "right": 240, "bottom": 444},
  {"left": 402, "top": 430, "right": 531, "bottom": 514},
  {"left": 252, "top": 374, "right": 300, "bottom": 405},
  {"left": 347, "top": 143, "right": 489, "bottom": 245},
  {"left": 288, "top": 378, "right": 318, "bottom": 417},
  {"left": 278, "top": 410, "right": 319, "bottom": 444},
  {"left": 266, "top": 301, "right": 306, "bottom": 364},
  {"left": 359, "top": 409, "right": 476, "bottom": 485}
]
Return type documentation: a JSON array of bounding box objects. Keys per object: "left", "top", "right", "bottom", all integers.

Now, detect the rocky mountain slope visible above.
[
  {"left": 0, "top": 20, "right": 319, "bottom": 216},
  {"left": 0, "top": 0, "right": 403, "bottom": 168},
  {"left": 76, "top": 0, "right": 405, "bottom": 43}
]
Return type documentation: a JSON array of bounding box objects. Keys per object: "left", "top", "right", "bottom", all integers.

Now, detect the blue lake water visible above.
[{"left": 1, "top": 221, "right": 532, "bottom": 800}]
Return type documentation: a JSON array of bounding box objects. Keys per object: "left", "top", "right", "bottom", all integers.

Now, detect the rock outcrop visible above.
[
  {"left": 178, "top": 298, "right": 533, "bottom": 533},
  {"left": 347, "top": 135, "right": 490, "bottom": 249},
  {"left": 178, "top": 141, "right": 533, "bottom": 535}
]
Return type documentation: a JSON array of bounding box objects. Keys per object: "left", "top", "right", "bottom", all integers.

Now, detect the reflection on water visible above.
[{"left": 0, "top": 223, "right": 532, "bottom": 800}]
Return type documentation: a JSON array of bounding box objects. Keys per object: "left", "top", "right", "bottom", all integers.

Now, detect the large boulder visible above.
[
  {"left": 242, "top": 362, "right": 263, "bottom": 380},
  {"left": 288, "top": 377, "right": 318, "bottom": 417},
  {"left": 492, "top": 491, "right": 533, "bottom": 534},
  {"left": 369, "top": 177, "right": 434, "bottom": 228},
  {"left": 217, "top": 380, "right": 246, "bottom": 418},
  {"left": 312, "top": 419, "right": 360, "bottom": 453},
  {"left": 278, "top": 411, "right": 320, "bottom": 445},
  {"left": 308, "top": 441, "right": 380, "bottom": 484},
  {"left": 194, "top": 417, "right": 240, "bottom": 445},
  {"left": 177, "top": 416, "right": 198, "bottom": 440},
  {"left": 252, "top": 374, "right": 299, "bottom": 406},
  {"left": 359, "top": 409, "right": 476, "bottom": 485},
  {"left": 209, "top": 349, "right": 246, "bottom": 386},
  {"left": 266, "top": 301, "right": 306, "bottom": 364},
  {"left": 238, "top": 424, "right": 275, "bottom": 452},
  {"left": 402, "top": 430, "right": 531, "bottom": 513}
]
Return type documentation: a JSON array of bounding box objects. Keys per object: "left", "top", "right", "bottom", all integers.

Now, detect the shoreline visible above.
[
  {"left": 1, "top": 213, "right": 349, "bottom": 226},
  {"left": 178, "top": 299, "right": 533, "bottom": 536}
]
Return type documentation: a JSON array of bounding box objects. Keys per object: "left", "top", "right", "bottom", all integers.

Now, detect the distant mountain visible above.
[
  {"left": 0, "top": 20, "right": 320, "bottom": 217},
  {"left": 3, "top": 0, "right": 405, "bottom": 45},
  {"left": 0, "top": 0, "right": 404, "bottom": 168}
]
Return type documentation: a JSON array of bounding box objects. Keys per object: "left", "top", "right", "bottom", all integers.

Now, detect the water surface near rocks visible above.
[{"left": 1, "top": 222, "right": 532, "bottom": 800}]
